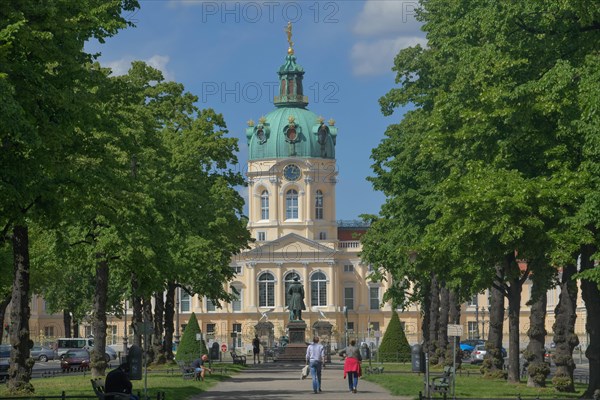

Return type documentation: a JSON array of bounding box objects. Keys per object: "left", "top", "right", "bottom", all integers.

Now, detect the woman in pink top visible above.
[{"left": 342, "top": 340, "right": 362, "bottom": 393}]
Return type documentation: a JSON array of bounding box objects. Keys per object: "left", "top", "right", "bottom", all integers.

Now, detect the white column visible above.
[
  {"left": 248, "top": 262, "right": 257, "bottom": 308},
  {"left": 275, "top": 262, "right": 284, "bottom": 311}
]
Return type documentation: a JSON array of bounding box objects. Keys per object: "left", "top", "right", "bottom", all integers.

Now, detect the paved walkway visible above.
[{"left": 189, "top": 360, "right": 410, "bottom": 400}]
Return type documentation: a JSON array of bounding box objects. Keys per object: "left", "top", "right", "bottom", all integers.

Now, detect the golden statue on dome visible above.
[{"left": 285, "top": 21, "right": 294, "bottom": 55}]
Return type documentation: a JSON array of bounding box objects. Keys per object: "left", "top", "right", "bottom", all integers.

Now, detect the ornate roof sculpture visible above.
[{"left": 246, "top": 23, "right": 337, "bottom": 160}]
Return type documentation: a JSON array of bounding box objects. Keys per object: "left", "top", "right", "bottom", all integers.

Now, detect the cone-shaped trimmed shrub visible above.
[
  {"left": 176, "top": 312, "right": 208, "bottom": 363},
  {"left": 378, "top": 311, "right": 411, "bottom": 362}
]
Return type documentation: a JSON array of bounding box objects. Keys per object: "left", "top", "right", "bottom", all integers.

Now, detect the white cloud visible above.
[
  {"left": 351, "top": 36, "right": 427, "bottom": 76},
  {"left": 351, "top": 0, "right": 426, "bottom": 76},
  {"left": 104, "top": 55, "right": 175, "bottom": 81},
  {"left": 104, "top": 58, "right": 133, "bottom": 77},
  {"left": 146, "top": 55, "right": 173, "bottom": 80},
  {"left": 354, "top": 0, "right": 423, "bottom": 37}
]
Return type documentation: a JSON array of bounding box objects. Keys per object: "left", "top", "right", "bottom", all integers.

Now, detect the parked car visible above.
[
  {"left": 0, "top": 344, "right": 10, "bottom": 382},
  {"left": 544, "top": 348, "right": 554, "bottom": 366},
  {"left": 60, "top": 349, "right": 90, "bottom": 370},
  {"left": 31, "top": 345, "right": 55, "bottom": 362},
  {"left": 460, "top": 339, "right": 485, "bottom": 357},
  {"left": 104, "top": 346, "right": 117, "bottom": 361},
  {"left": 55, "top": 337, "right": 116, "bottom": 362},
  {"left": 470, "top": 344, "right": 487, "bottom": 364},
  {"left": 470, "top": 344, "right": 508, "bottom": 364}
]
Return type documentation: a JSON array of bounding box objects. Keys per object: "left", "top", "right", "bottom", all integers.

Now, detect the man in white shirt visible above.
[{"left": 305, "top": 336, "right": 325, "bottom": 394}]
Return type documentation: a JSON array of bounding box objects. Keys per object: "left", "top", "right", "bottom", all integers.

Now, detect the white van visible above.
[{"left": 55, "top": 337, "right": 117, "bottom": 362}]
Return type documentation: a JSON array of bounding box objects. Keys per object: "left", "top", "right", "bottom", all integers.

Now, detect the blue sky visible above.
[{"left": 87, "top": 0, "right": 425, "bottom": 220}]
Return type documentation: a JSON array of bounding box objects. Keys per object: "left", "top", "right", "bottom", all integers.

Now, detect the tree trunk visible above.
[
  {"left": 63, "top": 310, "right": 72, "bottom": 338},
  {"left": 90, "top": 257, "right": 109, "bottom": 377},
  {"left": 581, "top": 242, "right": 600, "bottom": 398},
  {"left": 428, "top": 274, "right": 440, "bottom": 364},
  {"left": 447, "top": 289, "right": 462, "bottom": 367},
  {"left": 152, "top": 291, "right": 166, "bottom": 364},
  {"left": 131, "top": 273, "right": 143, "bottom": 348},
  {"left": 482, "top": 264, "right": 506, "bottom": 379},
  {"left": 143, "top": 296, "right": 154, "bottom": 363},
  {"left": 526, "top": 275, "right": 549, "bottom": 387},
  {"left": 0, "top": 293, "right": 11, "bottom": 346},
  {"left": 552, "top": 262, "right": 578, "bottom": 392},
  {"left": 581, "top": 242, "right": 600, "bottom": 399},
  {"left": 8, "top": 225, "right": 34, "bottom": 393},
  {"left": 437, "top": 284, "right": 449, "bottom": 365},
  {"left": 72, "top": 319, "right": 79, "bottom": 338},
  {"left": 506, "top": 252, "right": 523, "bottom": 383},
  {"left": 164, "top": 282, "right": 175, "bottom": 361}
]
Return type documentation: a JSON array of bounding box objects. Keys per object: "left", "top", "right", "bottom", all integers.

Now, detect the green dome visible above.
[{"left": 246, "top": 53, "right": 337, "bottom": 160}]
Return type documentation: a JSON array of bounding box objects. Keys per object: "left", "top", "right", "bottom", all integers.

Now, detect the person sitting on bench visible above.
[
  {"left": 191, "top": 354, "right": 212, "bottom": 381},
  {"left": 105, "top": 361, "right": 139, "bottom": 400}
]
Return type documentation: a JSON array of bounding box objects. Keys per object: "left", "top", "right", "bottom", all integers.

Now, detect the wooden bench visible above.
[
  {"left": 177, "top": 361, "right": 196, "bottom": 380},
  {"left": 430, "top": 366, "right": 454, "bottom": 393},
  {"left": 90, "top": 378, "right": 132, "bottom": 399},
  {"left": 230, "top": 351, "right": 246, "bottom": 365}
]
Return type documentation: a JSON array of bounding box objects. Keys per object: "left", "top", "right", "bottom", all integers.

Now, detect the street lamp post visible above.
[
  {"left": 123, "top": 300, "right": 128, "bottom": 357},
  {"left": 474, "top": 295, "right": 480, "bottom": 339},
  {"left": 481, "top": 307, "right": 487, "bottom": 340},
  {"left": 174, "top": 287, "right": 180, "bottom": 346},
  {"left": 343, "top": 306, "right": 348, "bottom": 348}
]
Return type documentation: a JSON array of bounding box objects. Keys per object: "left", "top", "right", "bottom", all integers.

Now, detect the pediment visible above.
[{"left": 240, "top": 233, "right": 336, "bottom": 262}]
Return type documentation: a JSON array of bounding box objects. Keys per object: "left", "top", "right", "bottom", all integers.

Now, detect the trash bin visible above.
[
  {"left": 360, "top": 343, "right": 371, "bottom": 360},
  {"left": 411, "top": 344, "right": 425, "bottom": 373},
  {"left": 210, "top": 342, "right": 220, "bottom": 360},
  {"left": 128, "top": 344, "right": 143, "bottom": 380}
]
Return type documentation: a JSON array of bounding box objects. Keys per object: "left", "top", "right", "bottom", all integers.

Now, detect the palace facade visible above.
[{"left": 12, "top": 35, "right": 589, "bottom": 358}]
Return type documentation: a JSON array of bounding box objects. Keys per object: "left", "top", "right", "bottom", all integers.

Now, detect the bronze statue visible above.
[
  {"left": 287, "top": 277, "right": 306, "bottom": 321},
  {"left": 285, "top": 21, "right": 294, "bottom": 55}
]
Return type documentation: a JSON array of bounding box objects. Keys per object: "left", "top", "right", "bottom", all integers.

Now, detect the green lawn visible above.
[
  {"left": 2, "top": 361, "right": 588, "bottom": 399},
  {"left": 0, "top": 362, "right": 245, "bottom": 399},
  {"left": 363, "top": 362, "right": 586, "bottom": 399}
]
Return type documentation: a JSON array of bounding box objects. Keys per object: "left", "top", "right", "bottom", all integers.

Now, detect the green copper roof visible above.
[{"left": 246, "top": 53, "right": 337, "bottom": 160}]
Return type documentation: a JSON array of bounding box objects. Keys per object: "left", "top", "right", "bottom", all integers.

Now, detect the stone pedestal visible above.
[{"left": 276, "top": 320, "right": 307, "bottom": 362}]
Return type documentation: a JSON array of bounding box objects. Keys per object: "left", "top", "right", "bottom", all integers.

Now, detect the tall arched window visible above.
[
  {"left": 260, "top": 190, "right": 269, "bottom": 220},
  {"left": 284, "top": 272, "right": 301, "bottom": 307},
  {"left": 315, "top": 190, "right": 324, "bottom": 220},
  {"left": 310, "top": 272, "right": 327, "bottom": 307},
  {"left": 285, "top": 189, "right": 298, "bottom": 220},
  {"left": 258, "top": 272, "right": 275, "bottom": 307}
]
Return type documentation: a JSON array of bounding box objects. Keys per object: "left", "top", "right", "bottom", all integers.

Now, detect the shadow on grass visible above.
[{"left": 0, "top": 362, "right": 247, "bottom": 400}]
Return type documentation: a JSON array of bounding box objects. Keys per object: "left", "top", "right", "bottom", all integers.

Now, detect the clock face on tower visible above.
[{"left": 283, "top": 164, "right": 301, "bottom": 181}]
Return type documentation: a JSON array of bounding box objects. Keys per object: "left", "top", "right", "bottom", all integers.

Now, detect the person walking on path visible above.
[
  {"left": 252, "top": 335, "right": 261, "bottom": 364},
  {"left": 187, "top": 359, "right": 407, "bottom": 400},
  {"left": 341, "top": 340, "right": 362, "bottom": 393},
  {"left": 306, "top": 336, "right": 325, "bottom": 394}
]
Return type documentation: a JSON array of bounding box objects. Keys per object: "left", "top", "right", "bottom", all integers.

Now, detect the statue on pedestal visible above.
[{"left": 288, "top": 277, "right": 306, "bottom": 321}]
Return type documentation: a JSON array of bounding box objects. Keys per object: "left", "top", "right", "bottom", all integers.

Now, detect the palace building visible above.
[
  {"left": 193, "top": 31, "right": 396, "bottom": 352},
  {"left": 15, "top": 30, "right": 589, "bottom": 358}
]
